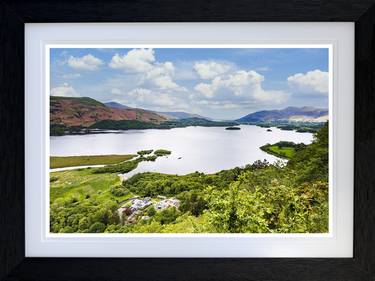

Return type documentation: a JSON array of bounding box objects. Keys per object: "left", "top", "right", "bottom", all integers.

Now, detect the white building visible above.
[{"left": 155, "top": 198, "right": 180, "bottom": 210}]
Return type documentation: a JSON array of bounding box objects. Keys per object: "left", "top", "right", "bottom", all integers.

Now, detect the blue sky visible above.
[{"left": 50, "top": 48, "right": 329, "bottom": 119}]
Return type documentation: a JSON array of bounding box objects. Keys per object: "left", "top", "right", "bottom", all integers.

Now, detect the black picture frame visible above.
[{"left": 1, "top": 1, "right": 375, "bottom": 280}]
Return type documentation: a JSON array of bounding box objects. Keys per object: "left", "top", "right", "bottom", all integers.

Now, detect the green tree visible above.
[
  {"left": 89, "top": 222, "right": 106, "bottom": 233},
  {"left": 147, "top": 206, "right": 156, "bottom": 216},
  {"left": 154, "top": 207, "right": 179, "bottom": 225}
]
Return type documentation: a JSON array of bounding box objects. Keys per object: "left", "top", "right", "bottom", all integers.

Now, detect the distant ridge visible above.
[
  {"left": 105, "top": 101, "right": 211, "bottom": 120},
  {"left": 104, "top": 101, "right": 131, "bottom": 109},
  {"left": 158, "top": 111, "right": 211, "bottom": 120},
  {"left": 236, "top": 106, "right": 328, "bottom": 123}
]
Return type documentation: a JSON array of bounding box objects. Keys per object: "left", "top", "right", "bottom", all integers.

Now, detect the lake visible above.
[{"left": 50, "top": 125, "right": 314, "bottom": 175}]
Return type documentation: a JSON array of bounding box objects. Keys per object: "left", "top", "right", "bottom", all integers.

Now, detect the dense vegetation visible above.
[
  {"left": 92, "top": 159, "right": 141, "bottom": 174},
  {"left": 160, "top": 118, "right": 237, "bottom": 128},
  {"left": 50, "top": 154, "right": 136, "bottom": 169},
  {"left": 90, "top": 120, "right": 158, "bottom": 130},
  {"left": 50, "top": 124, "right": 90, "bottom": 136},
  {"left": 154, "top": 149, "right": 172, "bottom": 156},
  {"left": 89, "top": 117, "right": 237, "bottom": 131},
  {"left": 92, "top": 149, "right": 171, "bottom": 174},
  {"left": 248, "top": 121, "right": 324, "bottom": 133},
  {"left": 260, "top": 141, "right": 306, "bottom": 159},
  {"left": 50, "top": 123, "right": 328, "bottom": 233},
  {"left": 137, "top": 150, "right": 153, "bottom": 156}
]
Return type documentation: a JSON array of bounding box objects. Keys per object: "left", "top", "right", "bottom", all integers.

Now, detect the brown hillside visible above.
[{"left": 50, "top": 96, "right": 167, "bottom": 127}]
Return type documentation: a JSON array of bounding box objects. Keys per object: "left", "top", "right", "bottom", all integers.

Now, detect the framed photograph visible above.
[{"left": 1, "top": 1, "right": 375, "bottom": 280}]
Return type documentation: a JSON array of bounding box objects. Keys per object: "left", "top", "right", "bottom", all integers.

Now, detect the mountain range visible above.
[
  {"left": 104, "top": 101, "right": 131, "bottom": 109},
  {"left": 50, "top": 96, "right": 328, "bottom": 132},
  {"left": 157, "top": 111, "right": 210, "bottom": 120},
  {"left": 104, "top": 101, "right": 209, "bottom": 120},
  {"left": 236, "top": 106, "right": 328, "bottom": 123}
]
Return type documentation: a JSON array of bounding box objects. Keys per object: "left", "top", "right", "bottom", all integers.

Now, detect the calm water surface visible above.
[{"left": 50, "top": 125, "right": 313, "bottom": 175}]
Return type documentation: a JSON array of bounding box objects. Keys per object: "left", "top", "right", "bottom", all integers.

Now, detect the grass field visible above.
[
  {"left": 50, "top": 154, "right": 136, "bottom": 169},
  {"left": 50, "top": 169, "right": 133, "bottom": 203},
  {"left": 267, "top": 145, "right": 296, "bottom": 158},
  {"left": 260, "top": 144, "right": 296, "bottom": 159}
]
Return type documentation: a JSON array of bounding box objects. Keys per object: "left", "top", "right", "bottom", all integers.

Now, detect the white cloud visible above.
[
  {"left": 108, "top": 49, "right": 155, "bottom": 72},
  {"left": 127, "top": 88, "right": 187, "bottom": 110},
  {"left": 225, "top": 70, "right": 263, "bottom": 88},
  {"left": 51, "top": 83, "right": 79, "bottom": 97},
  {"left": 287, "top": 69, "right": 328, "bottom": 94},
  {"left": 61, "top": 73, "right": 81, "bottom": 79},
  {"left": 68, "top": 54, "right": 103, "bottom": 71},
  {"left": 109, "top": 49, "right": 185, "bottom": 92},
  {"left": 145, "top": 62, "right": 185, "bottom": 90},
  {"left": 195, "top": 82, "right": 216, "bottom": 98},
  {"left": 130, "top": 88, "right": 173, "bottom": 107},
  {"left": 194, "top": 61, "right": 231, "bottom": 80},
  {"left": 194, "top": 70, "right": 288, "bottom": 106},
  {"left": 252, "top": 89, "right": 287, "bottom": 103},
  {"left": 128, "top": 88, "right": 152, "bottom": 98},
  {"left": 111, "top": 88, "right": 122, "bottom": 95},
  {"left": 153, "top": 75, "right": 181, "bottom": 90},
  {"left": 146, "top": 61, "right": 175, "bottom": 78},
  {"left": 174, "top": 61, "right": 199, "bottom": 80},
  {"left": 195, "top": 100, "right": 241, "bottom": 109},
  {"left": 195, "top": 70, "right": 264, "bottom": 98},
  {"left": 255, "top": 66, "right": 270, "bottom": 72}
]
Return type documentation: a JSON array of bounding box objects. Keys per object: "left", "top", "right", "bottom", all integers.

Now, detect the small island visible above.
[
  {"left": 260, "top": 141, "right": 306, "bottom": 159},
  {"left": 225, "top": 127, "right": 241, "bottom": 130}
]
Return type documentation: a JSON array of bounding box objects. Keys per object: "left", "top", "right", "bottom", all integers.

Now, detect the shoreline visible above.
[
  {"left": 50, "top": 123, "right": 323, "bottom": 137},
  {"left": 50, "top": 164, "right": 107, "bottom": 172}
]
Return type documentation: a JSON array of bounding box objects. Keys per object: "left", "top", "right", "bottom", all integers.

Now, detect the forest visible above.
[{"left": 50, "top": 123, "right": 328, "bottom": 233}]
